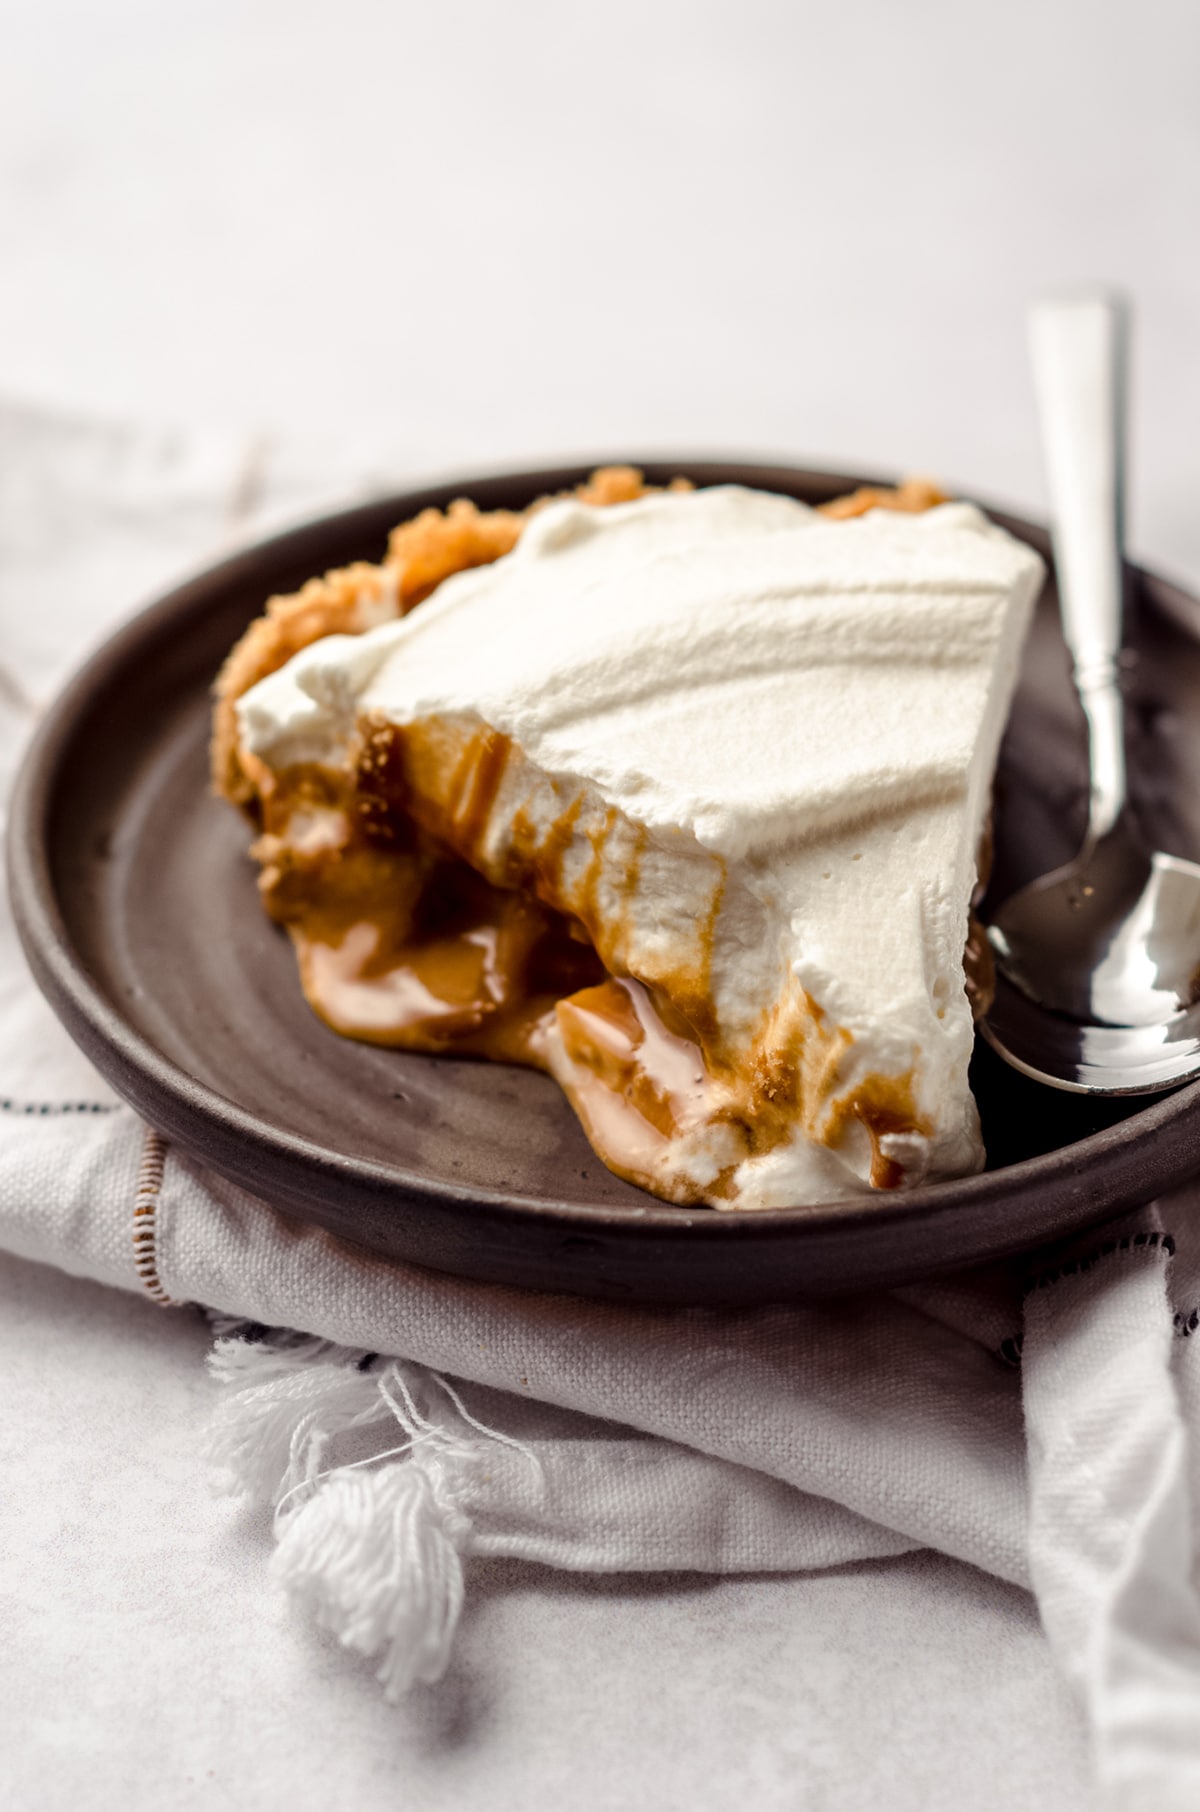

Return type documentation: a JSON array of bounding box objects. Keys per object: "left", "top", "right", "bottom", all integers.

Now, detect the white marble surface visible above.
[{"left": 3, "top": 1, "right": 1200, "bottom": 1803}]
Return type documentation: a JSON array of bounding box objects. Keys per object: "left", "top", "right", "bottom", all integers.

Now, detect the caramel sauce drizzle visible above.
[
  {"left": 553, "top": 976, "right": 712, "bottom": 1194},
  {"left": 256, "top": 763, "right": 603, "bottom": 1064},
  {"left": 449, "top": 728, "right": 511, "bottom": 851},
  {"left": 254, "top": 727, "right": 952, "bottom": 1202},
  {"left": 824, "top": 1069, "right": 933, "bottom": 1191}
]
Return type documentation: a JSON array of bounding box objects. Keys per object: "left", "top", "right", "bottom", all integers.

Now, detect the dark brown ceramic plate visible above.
[{"left": 9, "top": 461, "right": 1200, "bottom": 1303}]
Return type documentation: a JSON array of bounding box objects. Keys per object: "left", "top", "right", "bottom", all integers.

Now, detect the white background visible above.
[
  {"left": 3, "top": 0, "right": 1199, "bottom": 576},
  {"left": 2, "top": 1, "right": 1198, "bottom": 1805}
]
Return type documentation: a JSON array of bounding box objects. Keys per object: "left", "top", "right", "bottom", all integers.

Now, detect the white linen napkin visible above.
[{"left": 5, "top": 401, "right": 1200, "bottom": 1810}]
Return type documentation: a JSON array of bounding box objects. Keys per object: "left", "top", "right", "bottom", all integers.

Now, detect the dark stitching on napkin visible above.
[
  {"left": 1025, "top": 1229, "right": 1175, "bottom": 1297},
  {"left": 0, "top": 1096, "right": 119, "bottom": 1115},
  {"left": 1174, "top": 1306, "right": 1200, "bottom": 1339},
  {"left": 996, "top": 1333, "right": 1024, "bottom": 1369}
]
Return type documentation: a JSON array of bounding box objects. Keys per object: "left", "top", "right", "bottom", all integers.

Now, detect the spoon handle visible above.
[{"left": 1028, "top": 292, "right": 1129, "bottom": 847}]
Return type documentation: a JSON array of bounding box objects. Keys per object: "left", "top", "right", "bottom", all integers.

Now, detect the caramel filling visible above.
[
  {"left": 555, "top": 977, "right": 714, "bottom": 1184},
  {"left": 251, "top": 728, "right": 966, "bottom": 1204},
  {"left": 252, "top": 759, "right": 728, "bottom": 1197},
  {"left": 254, "top": 774, "right": 604, "bottom": 1063}
]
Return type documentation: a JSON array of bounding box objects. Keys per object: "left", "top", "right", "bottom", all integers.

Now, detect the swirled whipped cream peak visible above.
[{"left": 222, "top": 473, "right": 1043, "bottom": 1209}]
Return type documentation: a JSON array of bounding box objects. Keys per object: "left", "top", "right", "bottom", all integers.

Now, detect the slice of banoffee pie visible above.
[{"left": 213, "top": 467, "right": 1042, "bottom": 1210}]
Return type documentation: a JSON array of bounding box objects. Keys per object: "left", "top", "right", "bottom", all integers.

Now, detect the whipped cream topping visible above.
[{"left": 238, "top": 486, "right": 1043, "bottom": 1207}]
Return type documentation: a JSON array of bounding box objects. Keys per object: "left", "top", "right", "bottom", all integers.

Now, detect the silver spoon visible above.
[{"left": 982, "top": 293, "right": 1200, "bottom": 1094}]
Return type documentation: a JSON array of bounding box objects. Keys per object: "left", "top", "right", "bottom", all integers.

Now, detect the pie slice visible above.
[{"left": 215, "top": 468, "right": 1042, "bottom": 1209}]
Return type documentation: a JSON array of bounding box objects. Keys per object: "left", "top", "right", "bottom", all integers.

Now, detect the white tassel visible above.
[
  {"left": 207, "top": 1336, "right": 386, "bottom": 1507},
  {"left": 206, "top": 1337, "right": 531, "bottom": 1695},
  {"left": 273, "top": 1461, "right": 471, "bottom": 1700}
]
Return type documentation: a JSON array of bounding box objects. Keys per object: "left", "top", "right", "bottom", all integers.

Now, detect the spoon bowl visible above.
[
  {"left": 981, "top": 979, "right": 1200, "bottom": 1096},
  {"left": 984, "top": 831, "right": 1200, "bottom": 1093}
]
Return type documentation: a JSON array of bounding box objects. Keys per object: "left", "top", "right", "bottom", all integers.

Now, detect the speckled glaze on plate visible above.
[{"left": 9, "top": 461, "right": 1200, "bottom": 1303}]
